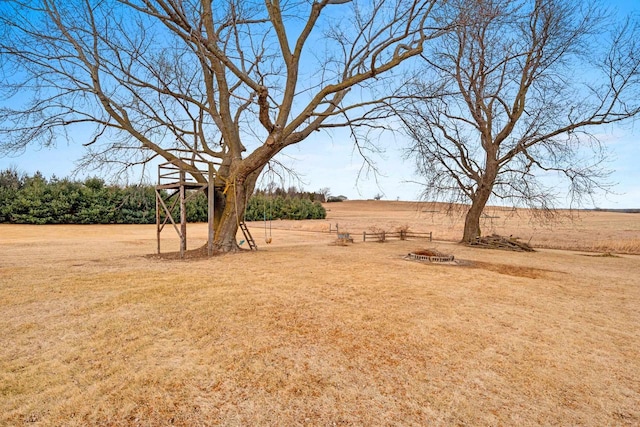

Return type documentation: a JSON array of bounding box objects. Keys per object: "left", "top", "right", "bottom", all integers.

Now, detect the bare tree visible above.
[
  {"left": 394, "top": 0, "right": 640, "bottom": 242},
  {"left": 0, "top": 0, "right": 446, "bottom": 251},
  {"left": 317, "top": 187, "right": 331, "bottom": 202}
]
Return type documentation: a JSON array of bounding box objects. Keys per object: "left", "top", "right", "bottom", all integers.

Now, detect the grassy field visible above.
[{"left": 1, "top": 201, "right": 639, "bottom": 426}]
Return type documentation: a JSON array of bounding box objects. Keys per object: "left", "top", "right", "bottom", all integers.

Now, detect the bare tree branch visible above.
[
  {"left": 394, "top": 0, "right": 640, "bottom": 242},
  {"left": 0, "top": 0, "right": 447, "bottom": 251}
]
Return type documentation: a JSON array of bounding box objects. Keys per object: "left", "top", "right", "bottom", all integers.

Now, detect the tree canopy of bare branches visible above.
[
  {"left": 0, "top": 0, "right": 446, "bottom": 251},
  {"left": 394, "top": 0, "right": 640, "bottom": 242}
]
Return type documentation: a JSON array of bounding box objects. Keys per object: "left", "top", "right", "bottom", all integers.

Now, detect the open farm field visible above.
[
  {"left": 1, "top": 201, "right": 639, "bottom": 426},
  {"left": 276, "top": 200, "right": 640, "bottom": 254}
]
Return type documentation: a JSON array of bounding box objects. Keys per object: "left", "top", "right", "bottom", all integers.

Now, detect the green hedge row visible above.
[
  {"left": 1, "top": 171, "right": 158, "bottom": 224},
  {"left": 0, "top": 170, "right": 325, "bottom": 224},
  {"left": 244, "top": 194, "right": 326, "bottom": 221}
]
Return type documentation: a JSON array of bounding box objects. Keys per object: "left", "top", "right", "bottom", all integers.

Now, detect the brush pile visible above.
[{"left": 468, "top": 234, "right": 535, "bottom": 252}]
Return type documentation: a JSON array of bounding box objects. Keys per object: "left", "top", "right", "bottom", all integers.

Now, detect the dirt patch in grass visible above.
[
  {"left": 579, "top": 252, "right": 621, "bottom": 258},
  {"left": 468, "top": 261, "right": 554, "bottom": 279},
  {"left": 146, "top": 244, "right": 226, "bottom": 261}
]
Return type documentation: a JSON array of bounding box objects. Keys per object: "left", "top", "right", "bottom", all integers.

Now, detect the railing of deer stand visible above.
[{"left": 157, "top": 156, "right": 220, "bottom": 188}]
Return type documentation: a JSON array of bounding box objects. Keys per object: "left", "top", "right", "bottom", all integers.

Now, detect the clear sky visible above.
[{"left": 1, "top": 1, "right": 639, "bottom": 208}]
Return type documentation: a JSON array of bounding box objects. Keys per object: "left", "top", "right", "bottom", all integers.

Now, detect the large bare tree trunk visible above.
[
  {"left": 213, "top": 179, "right": 248, "bottom": 252},
  {"left": 462, "top": 178, "right": 494, "bottom": 243},
  {"left": 462, "top": 196, "right": 488, "bottom": 243},
  {"left": 212, "top": 165, "right": 263, "bottom": 252}
]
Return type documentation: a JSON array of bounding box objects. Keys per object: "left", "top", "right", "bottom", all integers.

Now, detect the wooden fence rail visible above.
[{"left": 362, "top": 230, "right": 432, "bottom": 242}]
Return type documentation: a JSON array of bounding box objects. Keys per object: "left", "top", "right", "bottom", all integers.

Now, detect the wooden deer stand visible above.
[{"left": 155, "top": 159, "right": 216, "bottom": 258}]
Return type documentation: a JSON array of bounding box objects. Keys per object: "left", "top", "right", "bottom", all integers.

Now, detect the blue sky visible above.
[{"left": 1, "top": 1, "right": 639, "bottom": 208}]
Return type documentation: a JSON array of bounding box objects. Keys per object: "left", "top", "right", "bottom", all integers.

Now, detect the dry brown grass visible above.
[{"left": 1, "top": 201, "right": 639, "bottom": 426}]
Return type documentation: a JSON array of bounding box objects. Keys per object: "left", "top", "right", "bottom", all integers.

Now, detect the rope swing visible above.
[{"left": 264, "top": 194, "right": 272, "bottom": 244}]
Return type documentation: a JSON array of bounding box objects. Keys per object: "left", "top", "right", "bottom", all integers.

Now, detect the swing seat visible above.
[{"left": 263, "top": 192, "right": 273, "bottom": 244}]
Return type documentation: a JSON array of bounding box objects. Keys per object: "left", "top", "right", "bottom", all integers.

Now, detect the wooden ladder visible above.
[{"left": 239, "top": 222, "right": 258, "bottom": 251}]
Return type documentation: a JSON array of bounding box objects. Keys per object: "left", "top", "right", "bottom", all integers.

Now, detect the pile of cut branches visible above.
[{"left": 467, "top": 234, "right": 535, "bottom": 252}]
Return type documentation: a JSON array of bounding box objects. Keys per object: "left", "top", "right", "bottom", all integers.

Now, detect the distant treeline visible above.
[
  {"left": 244, "top": 187, "right": 327, "bottom": 221},
  {"left": 590, "top": 208, "right": 640, "bottom": 214},
  {"left": 0, "top": 169, "right": 325, "bottom": 224},
  {"left": 244, "top": 194, "right": 326, "bottom": 221},
  {"left": 0, "top": 170, "right": 160, "bottom": 224}
]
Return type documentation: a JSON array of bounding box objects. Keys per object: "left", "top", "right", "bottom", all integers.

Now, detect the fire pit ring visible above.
[{"left": 405, "top": 249, "right": 455, "bottom": 263}]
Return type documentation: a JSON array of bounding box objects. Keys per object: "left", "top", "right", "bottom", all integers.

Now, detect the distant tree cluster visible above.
[
  {"left": 253, "top": 186, "right": 328, "bottom": 203},
  {"left": 326, "top": 196, "right": 348, "bottom": 203},
  {"left": 245, "top": 188, "right": 326, "bottom": 221},
  {"left": 0, "top": 170, "right": 326, "bottom": 224},
  {"left": 0, "top": 169, "right": 157, "bottom": 224}
]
